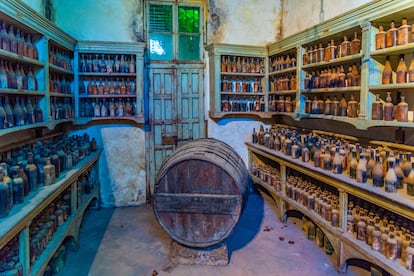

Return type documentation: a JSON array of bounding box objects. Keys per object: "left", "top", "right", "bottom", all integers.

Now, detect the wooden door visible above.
[{"left": 148, "top": 65, "right": 205, "bottom": 195}]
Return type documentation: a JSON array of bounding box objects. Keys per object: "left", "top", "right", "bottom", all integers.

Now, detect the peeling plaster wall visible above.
[{"left": 281, "top": 0, "right": 373, "bottom": 38}]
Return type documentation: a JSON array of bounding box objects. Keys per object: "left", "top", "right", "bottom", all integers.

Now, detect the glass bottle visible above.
[
  {"left": 367, "top": 149, "right": 376, "bottom": 180},
  {"left": 0, "top": 171, "right": 9, "bottom": 217},
  {"left": 356, "top": 153, "right": 367, "bottom": 183},
  {"left": 0, "top": 60, "right": 7, "bottom": 89},
  {"left": 339, "top": 94, "right": 347, "bottom": 116},
  {"left": 329, "top": 39, "right": 337, "bottom": 60},
  {"left": 26, "top": 67, "right": 36, "bottom": 90},
  {"left": 347, "top": 95, "right": 358, "bottom": 118},
  {"left": 383, "top": 92, "right": 393, "bottom": 121},
  {"left": 11, "top": 167, "right": 24, "bottom": 204},
  {"left": 385, "top": 157, "right": 397, "bottom": 193},
  {"left": 372, "top": 225, "right": 381, "bottom": 251},
  {"left": 357, "top": 216, "right": 367, "bottom": 242},
  {"left": 0, "top": 98, "right": 6, "bottom": 129},
  {"left": 397, "top": 95, "right": 408, "bottom": 122},
  {"left": 350, "top": 32, "right": 361, "bottom": 55},
  {"left": 409, "top": 53, "right": 414, "bottom": 82},
  {"left": 129, "top": 55, "right": 135, "bottom": 73},
  {"left": 8, "top": 25, "right": 17, "bottom": 53},
  {"left": 372, "top": 153, "right": 384, "bottom": 187},
  {"left": 406, "top": 241, "right": 414, "bottom": 271},
  {"left": 13, "top": 97, "right": 24, "bottom": 126},
  {"left": 394, "top": 157, "right": 404, "bottom": 190},
  {"left": 398, "top": 18, "right": 410, "bottom": 46},
  {"left": 0, "top": 20, "right": 10, "bottom": 51},
  {"left": 339, "top": 36, "right": 350, "bottom": 58},
  {"left": 382, "top": 56, "right": 393, "bottom": 84},
  {"left": 386, "top": 20, "right": 398, "bottom": 48},
  {"left": 43, "top": 157, "right": 56, "bottom": 186},
  {"left": 349, "top": 149, "right": 358, "bottom": 180},
  {"left": 401, "top": 234, "right": 411, "bottom": 263},
  {"left": 34, "top": 99, "right": 43, "bottom": 122},
  {"left": 25, "top": 152, "right": 38, "bottom": 192},
  {"left": 333, "top": 146, "right": 342, "bottom": 174},
  {"left": 406, "top": 161, "right": 414, "bottom": 196},
  {"left": 386, "top": 231, "right": 398, "bottom": 260},
  {"left": 396, "top": 54, "right": 407, "bottom": 83},
  {"left": 313, "top": 142, "right": 321, "bottom": 168},
  {"left": 371, "top": 94, "right": 383, "bottom": 120}
]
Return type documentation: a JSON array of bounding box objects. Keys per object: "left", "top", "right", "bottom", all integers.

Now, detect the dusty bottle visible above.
[
  {"left": 382, "top": 56, "right": 393, "bottom": 84},
  {"left": 43, "top": 157, "right": 56, "bottom": 186},
  {"left": 406, "top": 161, "right": 414, "bottom": 196},
  {"left": 357, "top": 216, "right": 367, "bottom": 242},
  {"left": 366, "top": 218, "right": 375, "bottom": 246},
  {"left": 339, "top": 94, "right": 347, "bottom": 116},
  {"left": 34, "top": 99, "right": 43, "bottom": 122},
  {"left": 372, "top": 154, "right": 384, "bottom": 187},
  {"left": 11, "top": 168, "right": 24, "bottom": 204},
  {"left": 385, "top": 157, "right": 397, "bottom": 193},
  {"left": 397, "top": 95, "right": 408, "bottom": 122},
  {"left": 13, "top": 97, "right": 24, "bottom": 126},
  {"left": 350, "top": 32, "right": 361, "bottom": 55},
  {"left": 401, "top": 234, "right": 411, "bottom": 263},
  {"left": 409, "top": 53, "right": 414, "bottom": 82},
  {"left": 347, "top": 95, "right": 358, "bottom": 118},
  {"left": 356, "top": 153, "right": 367, "bottom": 183},
  {"left": 349, "top": 149, "right": 358, "bottom": 180},
  {"left": 371, "top": 94, "right": 384, "bottom": 120},
  {"left": 339, "top": 36, "right": 351, "bottom": 58},
  {"left": 0, "top": 98, "right": 6, "bottom": 129},
  {"left": 332, "top": 146, "right": 342, "bottom": 174},
  {"left": 386, "top": 21, "right": 398, "bottom": 48},
  {"left": 396, "top": 54, "right": 408, "bottom": 83},
  {"left": 398, "top": 18, "right": 411, "bottom": 46},
  {"left": 0, "top": 171, "right": 9, "bottom": 217},
  {"left": 407, "top": 241, "right": 414, "bottom": 271},
  {"left": 387, "top": 230, "right": 398, "bottom": 260},
  {"left": 25, "top": 153, "right": 38, "bottom": 192},
  {"left": 383, "top": 92, "right": 393, "bottom": 121},
  {"left": 329, "top": 39, "right": 337, "bottom": 60},
  {"left": 313, "top": 142, "right": 322, "bottom": 168},
  {"left": 372, "top": 225, "right": 382, "bottom": 251},
  {"left": 401, "top": 152, "right": 412, "bottom": 177},
  {"left": 367, "top": 149, "right": 376, "bottom": 180}
]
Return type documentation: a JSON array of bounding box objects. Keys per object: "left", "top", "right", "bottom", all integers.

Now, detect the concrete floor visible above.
[{"left": 57, "top": 189, "right": 368, "bottom": 276}]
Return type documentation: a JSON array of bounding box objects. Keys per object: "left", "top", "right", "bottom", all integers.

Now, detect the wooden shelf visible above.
[
  {"left": 301, "top": 86, "right": 360, "bottom": 93},
  {"left": 0, "top": 151, "right": 100, "bottom": 248},
  {"left": 78, "top": 72, "right": 136, "bottom": 77},
  {"left": 369, "top": 83, "right": 414, "bottom": 91},
  {"left": 268, "top": 67, "right": 297, "bottom": 76},
  {"left": 220, "top": 92, "right": 265, "bottom": 96},
  {"left": 50, "top": 92, "right": 74, "bottom": 98},
  {"left": 0, "top": 49, "right": 44, "bottom": 67},
  {"left": 49, "top": 63, "right": 74, "bottom": 75},
  {"left": 268, "top": 90, "right": 297, "bottom": 95},
  {"left": 78, "top": 94, "right": 136, "bottom": 99},
  {"left": 209, "top": 111, "right": 272, "bottom": 119},
  {"left": 0, "top": 88, "right": 45, "bottom": 96},
  {"left": 0, "top": 119, "right": 74, "bottom": 138},
  {"left": 370, "top": 42, "right": 414, "bottom": 58},
  {"left": 302, "top": 53, "right": 362, "bottom": 71},
  {"left": 75, "top": 115, "right": 145, "bottom": 125}
]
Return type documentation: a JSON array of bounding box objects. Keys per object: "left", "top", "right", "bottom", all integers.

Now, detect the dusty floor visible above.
[{"left": 57, "top": 189, "right": 368, "bottom": 276}]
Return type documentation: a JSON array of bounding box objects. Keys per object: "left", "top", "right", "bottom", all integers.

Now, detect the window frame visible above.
[{"left": 145, "top": 0, "right": 205, "bottom": 62}]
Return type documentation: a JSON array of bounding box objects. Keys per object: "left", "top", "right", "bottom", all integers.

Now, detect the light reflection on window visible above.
[{"left": 150, "top": 39, "right": 166, "bottom": 56}]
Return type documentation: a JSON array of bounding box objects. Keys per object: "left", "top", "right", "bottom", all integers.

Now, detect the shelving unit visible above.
[
  {"left": 0, "top": 150, "right": 100, "bottom": 276},
  {"left": 74, "top": 41, "right": 145, "bottom": 125},
  {"left": 205, "top": 43, "right": 269, "bottom": 119},
  {"left": 247, "top": 140, "right": 414, "bottom": 275}
]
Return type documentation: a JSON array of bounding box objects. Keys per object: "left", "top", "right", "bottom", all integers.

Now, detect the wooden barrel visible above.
[{"left": 153, "top": 138, "right": 250, "bottom": 248}]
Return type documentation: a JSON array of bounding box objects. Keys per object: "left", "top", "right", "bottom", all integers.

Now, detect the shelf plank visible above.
[
  {"left": 48, "top": 64, "right": 74, "bottom": 75},
  {"left": 75, "top": 115, "right": 145, "bottom": 125},
  {"left": 301, "top": 86, "right": 360, "bottom": 93},
  {"left": 78, "top": 72, "right": 136, "bottom": 77},
  {"left": 0, "top": 151, "right": 101, "bottom": 248},
  {"left": 369, "top": 83, "right": 414, "bottom": 91},
  {"left": 0, "top": 49, "right": 44, "bottom": 67},
  {"left": 0, "top": 88, "right": 45, "bottom": 96},
  {"left": 371, "top": 42, "right": 414, "bottom": 58},
  {"left": 30, "top": 186, "right": 100, "bottom": 276},
  {"left": 302, "top": 53, "right": 362, "bottom": 71},
  {"left": 209, "top": 111, "right": 272, "bottom": 119},
  {"left": 220, "top": 72, "right": 265, "bottom": 77},
  {"left": 50, "top": 92, "right": 74, "bottom": 98},
  {"left": 269, "top": 90, "right": 297, "bottom": 95},
  {"left": 78, "top": 94, "right": 137, "bottom": 99},
  {"left": 220, "top": 92, "right": 265, "bottom": 96},
  {"left": 246, "top": 143, "right": 414, "bottom": 222},
  {"left": 268, "top": 67, "right": 297, "bottom": 76}
]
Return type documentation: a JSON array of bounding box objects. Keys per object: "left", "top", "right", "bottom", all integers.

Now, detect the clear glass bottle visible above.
[{"left": 385, "top": 157, "right": 397, "bottom": 193}]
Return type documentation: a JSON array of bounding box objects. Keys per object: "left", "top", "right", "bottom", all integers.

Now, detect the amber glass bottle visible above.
[
  {"left": 382, "top": 56, "right": 393, "bottom": 84},
  {"left": 383, "top": 92, "right": 393, "bottom": 121},
  {"left": 386, "top": 21, "right": 398, "bottom": 48},
  {"left": 398, "top": 18, "right": 411, "bottom": 46},
  {"left": 396, "top": 54, "right": 407, "bottom": 83},
  {"left": 371, "top": 94, "right": 383, "bottom": 120},
  {"left": 376, "top": 25, "right": 386, "bottom": 50},
  {"left": 350, "top": 32, "right": 361, "bottom": 55},
  {"left": 397, "top": 95, "right": 408, "bottom": 122}
]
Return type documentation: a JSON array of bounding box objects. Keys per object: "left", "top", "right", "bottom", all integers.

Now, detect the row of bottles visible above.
[
  {"left": 78, "top": 54, "right": 135, "bottom": 74},
  {"left": 303, "top": 94, "right": 359, "bottom": 117},
  {"left": 371, "top": 92, "right": 409, "bottom": 122},
  {"left": 43, "top": 245, "right": 66, "bottom": 276},
  {"left": 269, "top": 54, "right": 296, "bottom": 72},
  {"left": 76, "top": 168, "right": 97, "bottom": 208},
  {"left": 268, "top": 95, "right": 295, "bottom": 113},
  {"left": 221, "top": 77, "right": 262, "bottom": 93},
  {"left": 382, "top": 54, "right": 414, "bottom": 84},
  {"left": 220, "top": 55, "right": 265, "bottom": 74},
  {"left": 0, "top": 19, "right": 39, "bottom": 60},
  {"left": 0, "top": 96, "right": 43, "bottom": 129},
  {"left": 0, "top": 133, "right": 97, "bottom": 218},
  {"left": 29, "top": 189, "right": 71, "bottom": 265},
  {"left": 303, "top": 32, "right": 361, "bottom": 65},
  {"left": 221, "top": 96, "right": 265, "bottom": 112},
  {"left": 376, "top": 18, "right": 413, "bottom": 50},
  {"left": 49, "top": 46, "right": 73, "bottom": 71},
  {"left": 49, "top": 74, "right": 72, "bottom": 94},
  {"left": 270, "top": 74, "right": 296, "bottom": 92},
  {"left": 0, "top": 60, "right": 38, "bottom": 91},
  {"left": 252, "top": 125, "right": 414, "bottom": 195},
  {"left": 304, "top": 64, "right": 360, "bottom": 89},
  {"left": 302, "top": 216, "right": 334, "bottom": 256},
  {"left": 0, "top": 236, "right": 22, "bottom": 275},
  {"left": 79, "top": 98, "right": 137, "bottom": 118},
  {"left": 251, "top": 162, "right": 282, "bottom": 192},
  {"left": 80, "top": 78, "right": 136, "bottom": 95},
  {"left": 347, "top": 196, "right": 414, "bottom": 271},
  {"left": 50, "top": 97, "right": 74, "bottom": 120}
]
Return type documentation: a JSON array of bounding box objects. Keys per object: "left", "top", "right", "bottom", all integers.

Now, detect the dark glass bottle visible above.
[
  {"left": 25, "top": 152, "right": 38, "bottom": 192},
  {"left": 383, "top": 92, "right": 393, "bottom": 121},
  {"left": 371, "top": 94, "right": 383, "bottom": 120}
]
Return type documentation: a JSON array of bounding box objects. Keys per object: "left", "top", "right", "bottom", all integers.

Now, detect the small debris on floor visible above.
[
  {"left": 288, "top": 240, "right": 295, "bottom": 245},
  {"left": 263, "top": 225, "right": 273, "bottom": 232},
  {"left": 152, "top": 269, "right": 158, "bottom": 276},
  {"left": 278, "top": 236, "right": 285, "bottom": 241}
]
